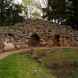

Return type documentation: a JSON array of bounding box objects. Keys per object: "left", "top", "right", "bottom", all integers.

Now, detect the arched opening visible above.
[
  {"left": 54, "top": 34, "right": 60, "bottom": 46},
  {"left": 29, "top": 33, "right": 40, "bottom": 47}
]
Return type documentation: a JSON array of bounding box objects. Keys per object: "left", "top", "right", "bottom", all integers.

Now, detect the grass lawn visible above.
[
  {"left": 43, "top": 48, "right": 78, "bottom": 78},
  {"left": 0, "top": 53, "right": 55, "bottom": 78},
  {"left": 44, "top": 48, "right": 78, "bottom": 63},
  {"left": 31, "top": 48, "right": 78, "bottom": 78},
  {"left": 0, "top": 48, "right": 78, "bottom": 78}
]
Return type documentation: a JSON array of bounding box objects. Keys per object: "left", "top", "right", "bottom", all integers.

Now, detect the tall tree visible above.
[
  {"left": 72, "top": 0, "right": 78, "bottom": 24},
  {"left": 65, "top": 0, "right": 73, "bottom": 23},
  {"left": 65, "top": 0, "right": 78, "bottom": 26},
  {"left": 48, "top": 0, "right": 65, "bottom": 20},
  {"left": 0, "top": 0, "right": 23, "bottom": 25}
]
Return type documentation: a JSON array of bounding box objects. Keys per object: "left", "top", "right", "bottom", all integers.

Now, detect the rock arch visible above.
[
  {"left": 53, "top": 34, "right": 60, "bottom": 46},
  {"left": 29, "top": 33, "right": 40, "bottom": 47}
]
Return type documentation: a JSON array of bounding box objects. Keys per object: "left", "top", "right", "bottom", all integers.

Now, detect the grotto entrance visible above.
[
  {"left": 53, "top": 34, "right": 60, "bottom": 46},
  {"left": 29, "top": 33, "right": 40, "bottom": 47}
]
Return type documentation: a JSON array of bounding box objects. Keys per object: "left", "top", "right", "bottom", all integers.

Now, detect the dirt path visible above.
[
  {"left": 0, "top": 47, "right": 48, "bottom": 60},
  {"left": 0, "top": 47, "right": 52, "bottom": 60},
  {"left": 0, "top": 47, "right": 78, "bottom": 60},
  {"left": 0, "top": 48, "right": 32, "bottom": 60}
]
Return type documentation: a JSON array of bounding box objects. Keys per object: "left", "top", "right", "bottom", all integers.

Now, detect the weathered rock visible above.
[
  {"left": 3, "top": 41, "right": 15, "bottom": 50},
  {"left": 0, "top": 19, "right": 78, "bottom": 48}
]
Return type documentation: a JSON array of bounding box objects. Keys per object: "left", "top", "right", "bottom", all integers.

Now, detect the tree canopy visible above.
[
  {"left": 0, "top": 0, "right": 23, "bottom": 25},
  {"left": 0, "top": 0, "right": 78, "bottom": 26}
]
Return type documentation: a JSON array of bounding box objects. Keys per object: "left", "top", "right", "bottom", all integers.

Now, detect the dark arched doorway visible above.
[
  {"left": 29, "top": 33, "right": 40, "bottom": 47},
  {"left": 53, "top": 34, "right": 60, "bottom": 46}
]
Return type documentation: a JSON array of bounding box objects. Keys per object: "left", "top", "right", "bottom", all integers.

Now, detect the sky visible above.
[
  {"left": 13, "top": 0, "right": 22, "bottom": 5},
  {"left": 13, "top": 0, "right": 48, "bottom": 8},
  {"left": 40, "top": 0, "right": 48, "bottom": 8},
  {"left": 32, "top": 0, "right": 48, "bottom": 8}
]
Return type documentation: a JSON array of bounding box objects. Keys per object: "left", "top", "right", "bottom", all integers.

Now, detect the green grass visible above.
[
  {"left": 0, "top": 48, "right": 78, "bottom": 78},
  {"left": 42, "top": 48, "right": 78, "bottom": 78},
  {"left": 0, "top": 54, "right": 55, "bottom": 78},
  {"left": 31, "top": 48, "right": 78, "bottom": 78},
  {"left": 42, "top": 48, "right": 78, "bottom": 62}
]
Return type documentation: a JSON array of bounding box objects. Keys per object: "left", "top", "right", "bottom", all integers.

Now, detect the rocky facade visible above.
[{"left": 0, "top": 19, "right": 78, "bottom": 51}]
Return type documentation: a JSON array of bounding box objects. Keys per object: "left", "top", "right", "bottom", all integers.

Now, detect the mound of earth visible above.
[{"left": 0, "top": 19, "right": 78, "bottom": 51}]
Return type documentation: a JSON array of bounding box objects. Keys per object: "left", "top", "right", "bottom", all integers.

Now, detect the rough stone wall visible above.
[{"left": 0, "top": 19, "right": 77, "bottom": 51}]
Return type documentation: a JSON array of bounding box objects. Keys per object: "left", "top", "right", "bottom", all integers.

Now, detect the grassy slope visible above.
[
  {"left": 31, "top": 48, "right": 78, "bottom": 78},
  {"left": 44, "top": 48, "right": 78, "bottom": 62},
  {"left": 0, "top": 54, "right": 55, "bottom": 78},
  {"left": 43, "top": 48, "right": 78, "bottom": 78},
  {"left": 0, "top": 48, "right": 78, "bottom": 78}
]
